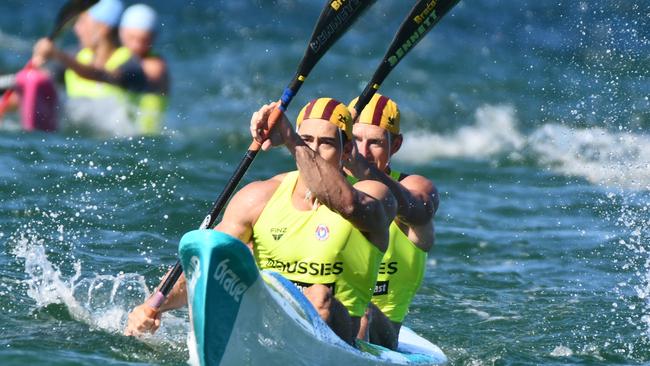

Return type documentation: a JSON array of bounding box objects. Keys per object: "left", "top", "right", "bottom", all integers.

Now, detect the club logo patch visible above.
[
  {"left": 271, "top": 227, "right": 287, "bottom": 241},
  {"left": 315, "top": 224, "right": 330, "bottom": 241}
]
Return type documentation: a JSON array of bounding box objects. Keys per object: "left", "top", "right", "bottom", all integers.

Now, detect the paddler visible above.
[
  {"left": 119, "top": 4, "right": 169, "bottom": 134},
  {"left": 31, "top": 0, "right": 150, "bottom": 135},
  {"left": 125, "top": 98, "right": 396, "bottom": 345},
  {"left": 346, "top": 94, "right": 439, "bottom": 349}
]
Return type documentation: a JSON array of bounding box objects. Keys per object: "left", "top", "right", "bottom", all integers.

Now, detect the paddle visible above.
[
  {"left": 0, "top": 0, "right": 98, "bottom": 117},
  {"left": 352, "top": 0, "right": 461, "bottom": 116},
  {"left": 146, "top": 0, "right": 378, "bottom": 312}
]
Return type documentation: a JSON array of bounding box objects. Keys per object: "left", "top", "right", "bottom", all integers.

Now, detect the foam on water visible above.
[
  {"left": 550, "top": 345, "right": 574, "bottom": 357},
  {"left": 62, "top": 98, "right": 140, "bottom": 138},
  {"left": 529, "top": 124, "right": 650, "bottom": 191},
  {"left": 397, "top": 103, "right": 650, "bottom": 191},
  {"left": 397, "top": 104, "right": 525, "bottom": 162},
  {"left": 1, "top": 141, "right": 193, "bottom": 361}
]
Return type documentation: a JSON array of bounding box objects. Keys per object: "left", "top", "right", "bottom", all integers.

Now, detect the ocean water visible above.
[{"left": 1, "top": 0, "right": 649, "bottom": 365}]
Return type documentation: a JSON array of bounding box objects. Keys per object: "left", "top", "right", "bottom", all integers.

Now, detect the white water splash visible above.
[
  {"left": 62, "top": 97, "right": 139, "bottom": 138},
  {"left": 529, "top": 124, "right": 650, "bottom": 191},
  {"left": 12, "top": 233, "right": 144, "bottom": 329},
  {"left": 397, "top": 104, "right": 526, "bottom": 162},
  {"left": 550, "top": 345, "right": 574, "bottom": 357},
  {"left": 607, "top": 192, "right": 650, "bottom": 339},
  {"left": 10, "top": 232, "right": 188, "bottom": 348}
]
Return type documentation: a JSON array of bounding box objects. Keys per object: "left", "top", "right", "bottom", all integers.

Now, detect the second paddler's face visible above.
[
  {"left": 120, "top": 28, "right": 154, "bottom": 58},
  {"left": 298, "top": 118, "right": 349, "bottom": 167},
  {"left": 352, "top": 123, "right": 399, "bottom": 171}
]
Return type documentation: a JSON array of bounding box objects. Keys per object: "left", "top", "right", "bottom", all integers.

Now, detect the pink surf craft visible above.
[{"left": 15, "top": 67, "right": 58, "bottom": 132}]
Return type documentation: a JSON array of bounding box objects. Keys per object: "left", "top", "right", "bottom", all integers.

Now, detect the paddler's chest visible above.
[{"left": 252, "top": 201, "right": 353, "bottom": 263}]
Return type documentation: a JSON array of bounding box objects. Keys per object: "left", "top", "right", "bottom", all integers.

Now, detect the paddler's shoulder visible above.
[
  {"left": 397, "top": 173, "right": 439, "bottom": 214},
  {"left": 253, "top": 172, "right": 286, "bottom": 190},
  {"left": 142, "top": 56, "right": 167, "bottom": 77},
  {"left": 399, "top": 173, "right": 436, "bottom": 196},
  {"left": 352, "top": 179, "right": 392, "bottom": 200},
  {"left": 231, "top": 173, "right": 287, "bottom": 206}
]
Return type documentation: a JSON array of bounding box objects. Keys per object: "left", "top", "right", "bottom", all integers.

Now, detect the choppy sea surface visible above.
[{"left": 1, "top": 1, "right": 649, "bottom": 365}]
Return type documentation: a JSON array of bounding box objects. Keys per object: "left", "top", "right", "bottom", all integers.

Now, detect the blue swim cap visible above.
[
  {"left": 88, "top": 0, "right": 124, "bottom": 27},
  {"left": 121, "top": 4, "right": 158, "bottom": 32}
]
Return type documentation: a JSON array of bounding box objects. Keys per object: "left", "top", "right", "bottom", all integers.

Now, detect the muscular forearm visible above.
[
  {"left": 350, "top": 159, "right": 434, "bottom": 226},
  {"left": 286, "top": 135, "right": 357, "bottom": 216},
  {"left": 286, "top": 134, "right": 394, "bottom": 237}
]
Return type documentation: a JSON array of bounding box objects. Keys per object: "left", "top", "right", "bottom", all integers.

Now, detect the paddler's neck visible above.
[
  {"left": 292, "top": 176, "right": 318, "bottom": 211},
  {"left": 293, "top": 169, "right": 347, "bottom": 211}
]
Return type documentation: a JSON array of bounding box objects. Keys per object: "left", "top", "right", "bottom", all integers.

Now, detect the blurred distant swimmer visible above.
[
  {"left": 31, "top": 0, "right": 161, "bottom": 136},
  {"left": 120, "top": 4, "right": 169, "bottom": 134}
]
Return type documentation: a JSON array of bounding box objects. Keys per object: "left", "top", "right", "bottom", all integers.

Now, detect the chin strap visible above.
[
  {"left": 385, "top": 131, "right": 392, "bottom": 167},
  {"left": 338, "top": 129, "right": 344, "bottom": 169}
]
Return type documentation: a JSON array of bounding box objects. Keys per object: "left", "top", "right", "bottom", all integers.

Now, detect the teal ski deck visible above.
[{"left": 179, "top": 229, "right": 447, "bottom": 366}]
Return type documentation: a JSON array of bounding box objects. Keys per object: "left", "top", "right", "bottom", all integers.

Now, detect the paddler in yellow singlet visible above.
[
  {"left": 31, "top": 0, "right": 151, "bottom": 135},
  {"left": 119, "top": 4, "right": 169, "bottom": 134},
  {"left": 345, "top": 94, "right": 440, "bottom": 350},
  {"left": 125, "top": 98, "right": 397, "bottom": 346}
]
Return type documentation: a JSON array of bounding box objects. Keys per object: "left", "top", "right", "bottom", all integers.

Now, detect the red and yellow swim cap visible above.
[
  {"left": 348, "top": 93, "right": 400, "bottom": 135},
  {"left": 296, "top": 97, "right": 352, "bottom": 139}
]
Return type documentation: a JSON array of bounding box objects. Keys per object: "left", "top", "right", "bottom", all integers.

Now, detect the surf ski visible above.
[{"left": 178, "top": 229, "right": 447, "bottom": 366}]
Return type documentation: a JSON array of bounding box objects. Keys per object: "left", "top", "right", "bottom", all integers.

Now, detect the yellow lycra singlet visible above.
[
  {"left": 137, "top": 92, "right": 167, "bottom": 135},
  {"left": 64, "top": 47, "right": 166, "bottom": 135},
  {"left": 64, "top": 47, "right": 134, "bottom": 99},
  {"left": 347, "top": 170, "right": 428, "bottom": 323},
  {"left": 253, "top": 171, "right": 383, "bottom": 317},
  {"left": 134, "top": 51, "right": 167, "bottom": 135}
]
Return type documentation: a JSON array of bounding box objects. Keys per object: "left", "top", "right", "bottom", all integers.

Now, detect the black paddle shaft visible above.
[
  {"left": 353, "top": 0, "right": 460, "bottom": 116},
  {"left": 154, "top": 0, "right": 377, "bottom": 306}
]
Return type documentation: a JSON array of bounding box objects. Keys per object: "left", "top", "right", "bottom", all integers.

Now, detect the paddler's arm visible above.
[
  {"left": 251, "top": 102, "right": 396, "bottom": 251},
  {"left": 123, "top": 281, "right": 176, "bottom": 336},
  {"left": 346, "top": 150, "right": 439, "bottom": 226},
  {"left": 124, "top": 269, "right": 187, "bottom": 336},
  {"left": 32, "top": 38, "right": 145, "bottom": 90},
  {"left": 345, "top": 143, "right": 438, "bottom": 251},
  {"left": 51, "top": 50, "right": 110, "bottom": 82},
  {"left": 32, "top": 39, "right": 106, "bottom": 81},
  {"left": 142, "top": 57, "right": 170, "bottom": 94},
  {"left": 156, "top": 272, "right": 188, "bottom": 311},
  {"left": 289, "top": 133, "right": 396, "bottom": 248}
]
